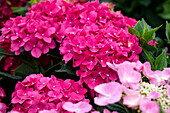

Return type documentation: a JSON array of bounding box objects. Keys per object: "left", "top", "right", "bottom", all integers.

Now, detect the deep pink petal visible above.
[{"left": 31, "top": 47, "right": 42, "bottom": 58}]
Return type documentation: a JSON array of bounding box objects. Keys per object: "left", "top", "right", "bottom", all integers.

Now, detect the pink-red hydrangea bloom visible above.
[
  {"left": 11, "top": 74, "right": 88, "bottom": 113},
  {"left": 58, "top": 0, "right": 142, "bottom": 89},
  {"left": 1, "top": 0, "right": 142, "bottom": 90}
]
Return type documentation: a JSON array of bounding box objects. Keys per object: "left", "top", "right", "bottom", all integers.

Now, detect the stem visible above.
[
  {"left": 46, "top": 54, "right": 62, "bottom": 59},
  {"left": 0, "top": 71, "right": 22, "bottom": 80},
  {"left": 43, "top": 61, "right": 62, "bottom": 75},
  {"left": 0, "top": 52, "right": 35, "bottom": 68},
  {"left": 34, "top": 59, "right": 40, "bottom": 73}
]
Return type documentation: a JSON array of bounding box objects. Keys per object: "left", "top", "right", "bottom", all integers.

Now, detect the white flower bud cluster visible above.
[{"left": 139, "top": 82, "right": 170, "bottom": 110}]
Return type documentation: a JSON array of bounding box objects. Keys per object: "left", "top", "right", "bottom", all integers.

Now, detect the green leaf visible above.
[
  {"left": 165, "top": 21, "right": 170, "bottom": 42},
  {"left": 13, "top": 63, "right": 37, "bottom": 76},
  {"left": 106, "top": 102, "right": 129, "bottom": 113},
  {"left": 159, "top": 0, "right": 170, "bottom": 20},
  {"left": 155, "top": 37, "right": 165, "bottom": 48},
  {"left": 142, "top": 25, "right": 162, "bottom": 42},
  {"left": 133, "top": 19, "right": 152, "bottom": 37},
  {"left": 30, "top": 0, "right": 45, "bottom": 5},
  {"left": 142, "top": 48, "right": 155, "bottom": 70},
  {"left": 0, "top": 48, "right": 5, "bottom": 60},
  {"left": 11, "top": 7, "right": 28, "bottom": 16},
  {"left": 154, "top": 49, "right": 167, "bottom": 71},
  {"left": 133, "top": 20, "right": 144, "bottom": 37},
  {"left": 128, "top": 26, "right": 140, "bottom": 37}
]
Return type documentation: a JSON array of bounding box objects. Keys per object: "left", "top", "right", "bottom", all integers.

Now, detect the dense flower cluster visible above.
[
  {"left": 0, "top": 0, "right": 142, "bottom": 89},
  {"left": 0, "top": 0, "right": 84, "bottom": 58},
  {"left": 93, "top": 61, "right": 170, "bottom": 113},
  {"left": 11, "top": 74, "right": 88, "bottom": 113},
  {"left": 0, "top": 0, "right": 27, "bottom": 73},
  {"left": 0, "top": 87, "right": 7, "bottom": 113},
  {"left": 59, "top": 0, "right": 142, "bottom": 89}
]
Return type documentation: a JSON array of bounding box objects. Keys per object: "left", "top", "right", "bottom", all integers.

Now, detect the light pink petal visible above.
[
  {"left": 106, "top": 62, "right": 118, "bottom": 72},
  {"left": 94, "top": 82, "right": 122, "bottom": 96},
  {"left": 62, "top": 102, "right": 76, "bottom": 112},
  {"left": 142, "top": 62, "right": 154, "bottom": 76},
  {"left": 39, "top": 109, "right": 57, "bottom": 113},
  {"left": 160, "top": 68, "right": 170, "bottom": 81},
  {"left": 103, "top": 109, "right": 112, "bottom": 113},
  {"left": 123, "top": 94, "right": 141, "bottom": 107},
  {"left": 147, "top": 91, "right": 160, "bottom": 99},
  {"left": 31, "top": 47, "right": 42, "bottom": 58},
  {"left": 139, "top": 99, "right": 159, "bottom": 113},
  {"left": 117, "top": 61, "right": 141, "bottom": 89},
  {"left": 94, "top": 96, "right": 111, "bottom": 106},
  {"left": 122, "top": 86, "right": 139, "bottom": 96},
  {"left": 92, "top": 111, "right": 100, "bottom": 113},
  {"left": 77, "top": 101, "right": 92, "bottom": 113},
  {"left": 94, "top": 82, "right": 122, "bottom": 106}
]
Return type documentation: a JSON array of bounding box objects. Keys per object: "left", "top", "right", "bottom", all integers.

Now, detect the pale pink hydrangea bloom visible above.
[
  {"left": 62, "top": 101, "right": 92, "bottom": 113},
  {"left": 139, "top": 99, "right": 160, "bottom": 113},
  {"left": 122, "top": 86, "right": 141, "bottom": 107},
  {"left": 92, "top": 61, "right": 170, "bottom": 112},
  {"left": 143, "top": 62, "right": 170, "bottom": 86},
  {"left": 103, "top": 109, "right": 118, "bottom": 113},
  {"left": 94, "top": 82, "right": 122, "bottom": 106},
  {"left": 107, "top": 61, "right": 141, "bottom": 89},
  {"left": 38, "top": 109, "right": 57, "bottom": 113}
]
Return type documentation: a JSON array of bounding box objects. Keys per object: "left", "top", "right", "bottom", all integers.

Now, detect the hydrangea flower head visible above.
[
  {"left": 62, "top": 101, "right": 92, "bottom": 113},
  {"left": 11, "top": 74, "right": 88, "bottom": 113}
]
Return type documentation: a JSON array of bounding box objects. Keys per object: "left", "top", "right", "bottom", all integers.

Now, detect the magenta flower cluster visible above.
[
  {"left": 11, "top": 74, "right": 88, "bottom": 113},
  {"left": 59, "top": 0, "right": 142, "bottom": 89},
  {"left": 0, "top": 0, "right": 142, "bottom": 89}
]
